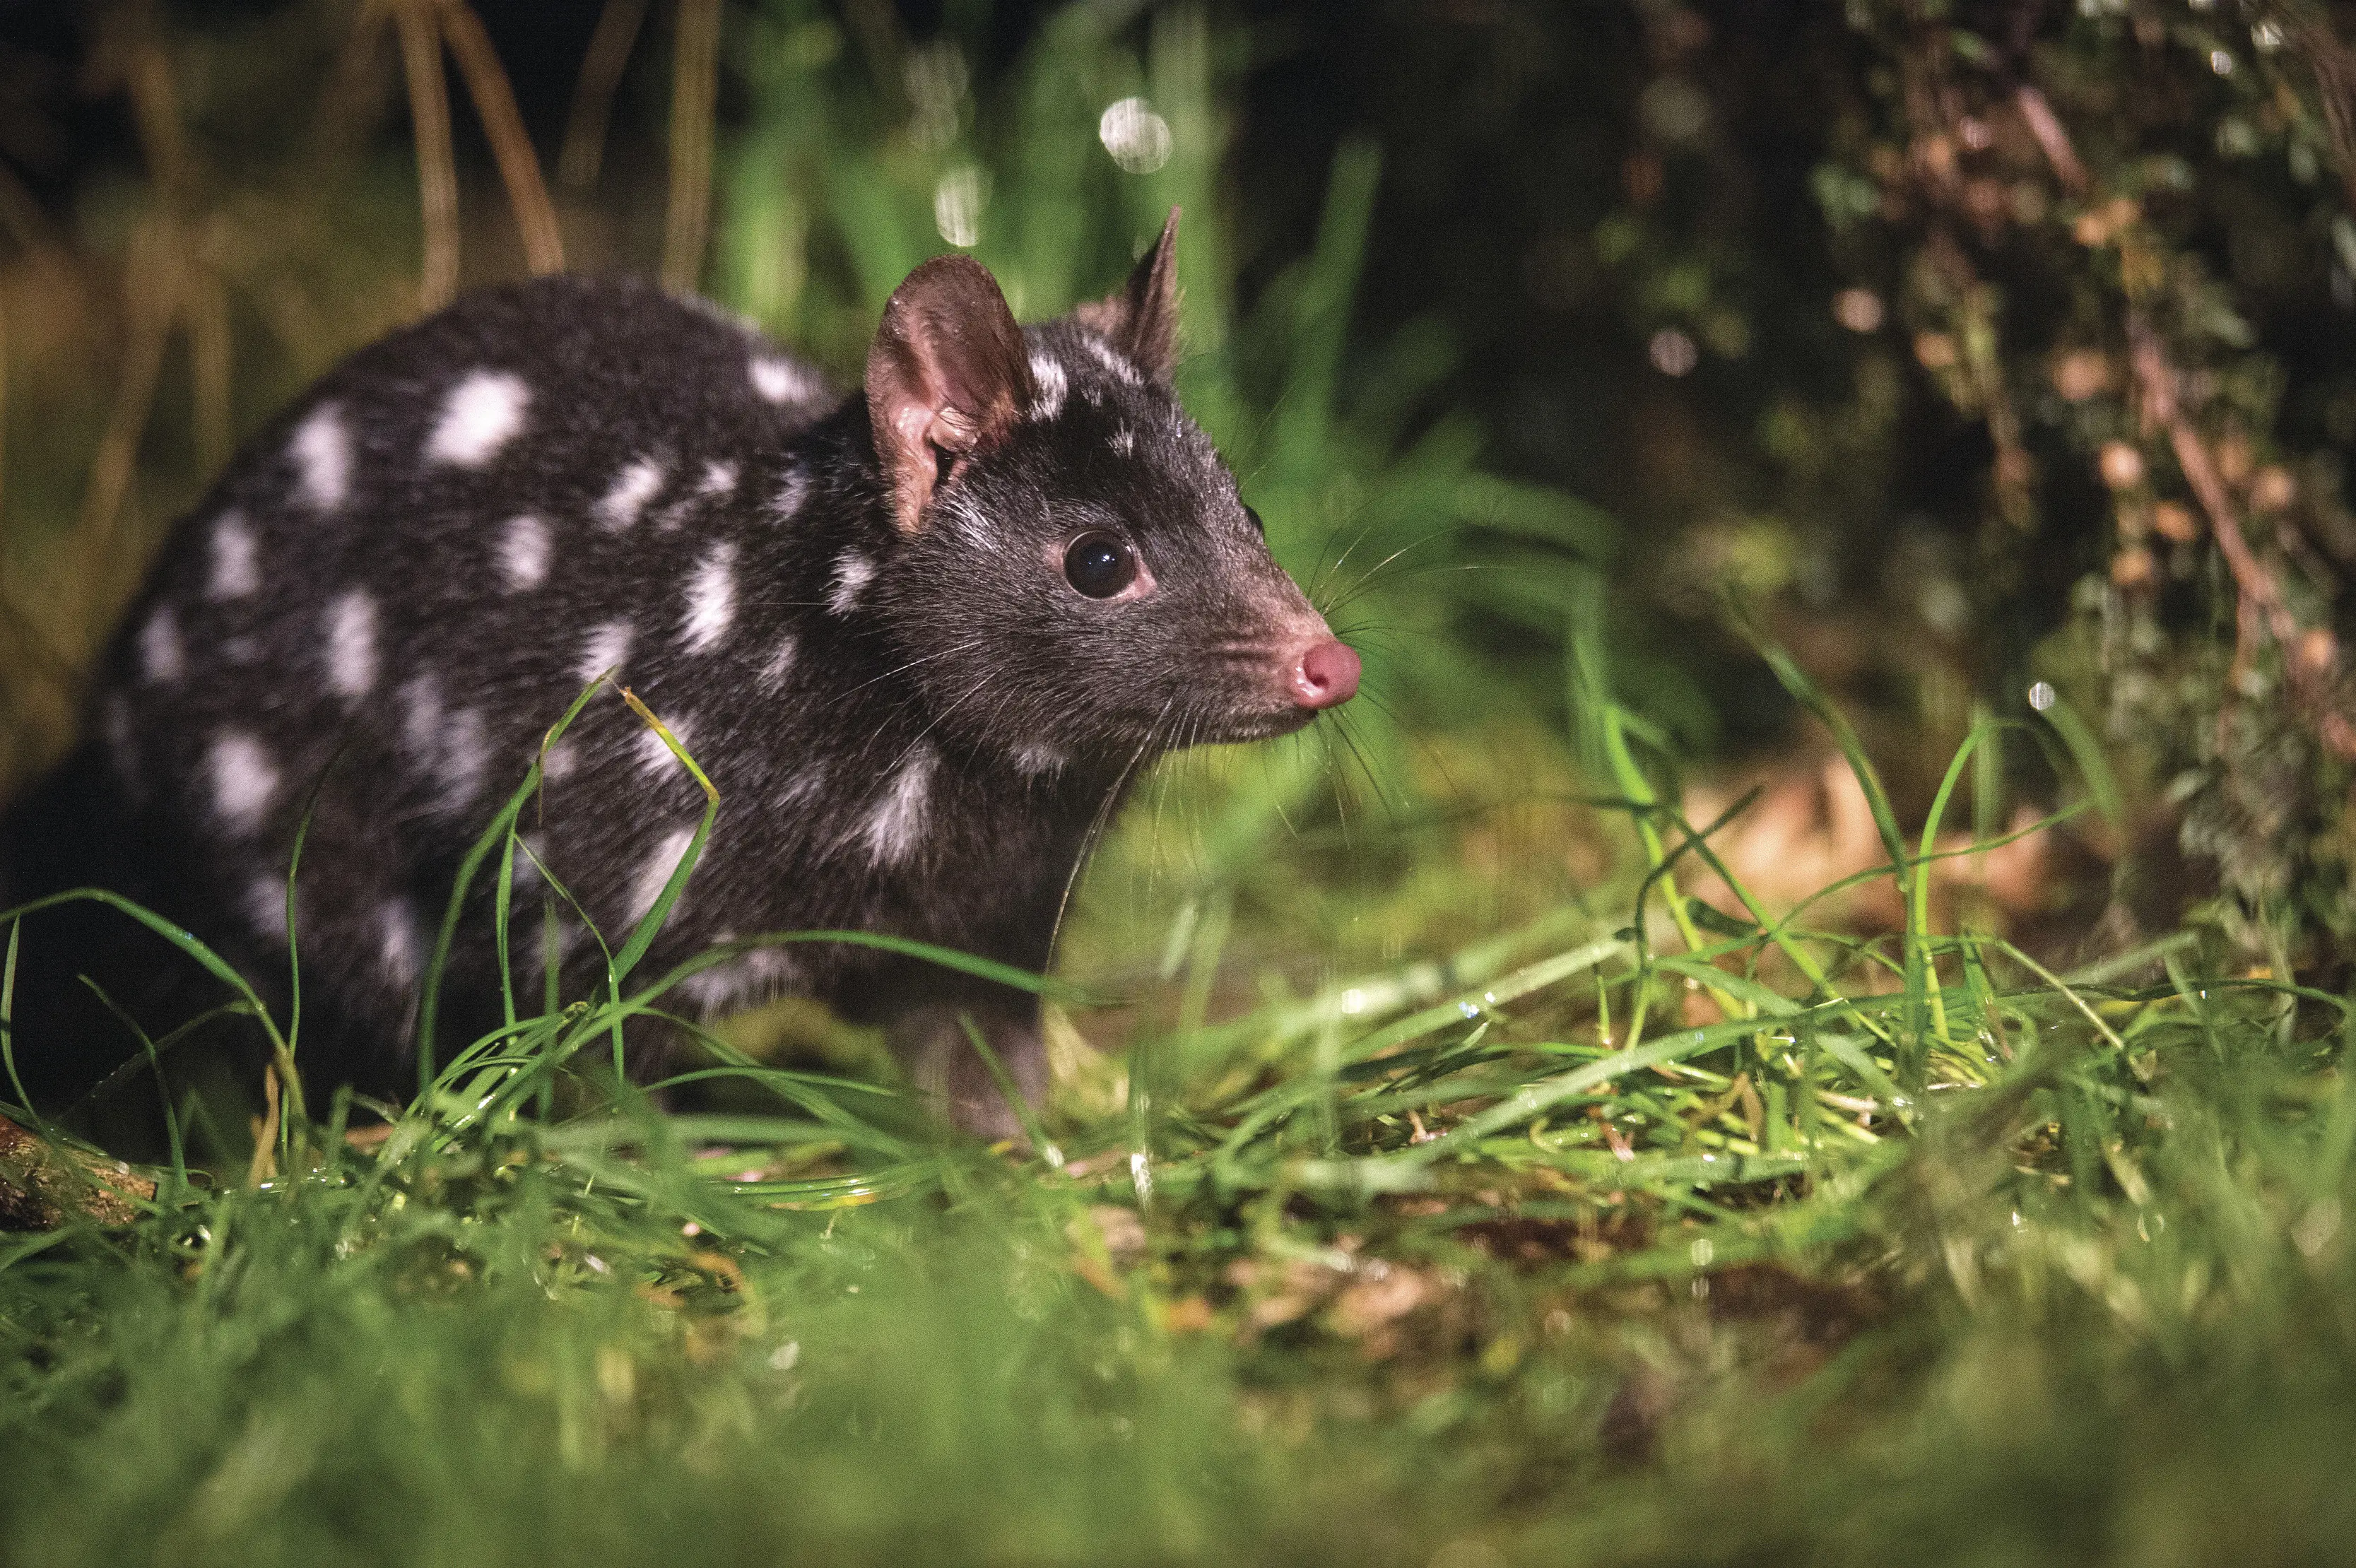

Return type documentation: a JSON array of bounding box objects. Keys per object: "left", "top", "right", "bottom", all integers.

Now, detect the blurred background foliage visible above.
[{"left": 1, "top": 0, "right": 2354, "bottom": 983}]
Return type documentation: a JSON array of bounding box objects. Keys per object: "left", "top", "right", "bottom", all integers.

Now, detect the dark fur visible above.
[{"left": 2, "top": 247, "right": 1337, "bottom": 1138}]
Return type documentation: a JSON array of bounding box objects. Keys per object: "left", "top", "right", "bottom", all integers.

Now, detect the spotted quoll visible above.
[{"left": 1, "top": 213, "right": 1360, "bottom": 1137}]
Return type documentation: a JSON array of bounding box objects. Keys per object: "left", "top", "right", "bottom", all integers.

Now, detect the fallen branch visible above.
[{"left": 0, "top": 1113, "right": 157, "bottom": 1230}]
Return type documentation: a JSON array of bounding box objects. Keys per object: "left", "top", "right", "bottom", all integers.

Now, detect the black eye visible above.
[
  {"left": 1243, "top": 505, "right": 1266, "bottom": 535},
  {"left": 1064, "top": 531, "right": 1139, "bottom": 599}
]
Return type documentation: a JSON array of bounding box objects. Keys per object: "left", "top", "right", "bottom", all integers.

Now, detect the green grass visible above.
[{"left": 3, "top": 676, "right": 2353, "bottom": 1565}]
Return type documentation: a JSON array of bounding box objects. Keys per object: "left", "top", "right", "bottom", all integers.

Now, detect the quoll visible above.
[{"left": 1, "top": 214, "right": 1360, "bottom": 1136}]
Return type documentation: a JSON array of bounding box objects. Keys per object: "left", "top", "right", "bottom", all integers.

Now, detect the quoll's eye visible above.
[{"left": 1064, "top": 531, "right": 1140, "bottom": 599}]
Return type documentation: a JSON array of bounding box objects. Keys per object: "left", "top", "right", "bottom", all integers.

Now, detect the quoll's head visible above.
[{"left": 864, "top": 211, "right": 1357, "bottom": 775}]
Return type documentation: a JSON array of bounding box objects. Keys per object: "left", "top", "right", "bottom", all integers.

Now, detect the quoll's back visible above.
[{"left": 5, "top": 216, "right": 1360, "bottom": 1136}]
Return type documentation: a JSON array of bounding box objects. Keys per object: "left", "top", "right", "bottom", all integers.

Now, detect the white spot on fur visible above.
[
  {"left": 510, "top": 831, "right": 546, "bottom": 891},
  {"left": 681, "top": 947, "right": 797, "bottom": 1016},
  {"left": 437, "top": 708, "right": 488, "bottom": 814},
  {"left": 1012, "top": 742, "right": 1064, "bottom": 779},
  {"left": 778, "top": 762, "right": 827, "bottom": 808},
  {"left": 758, "top": 635, "right": 799, "bottom": 694},
  {"left": 681, "top": 543, "right": 736, "bottom": 653},
  {"left": 208, "top": 731, "right": 278, "bottom": 833},
  {"left": 425, "top": 370, "right": 530, "bottom": 467},
  {"left": 1084, "top": 336, "right": 1141, "bottom": 385},
  {"left": 1109, "top": 425, "right": 1136, "bottom": 456},
  {"left": 103, "top": 695, "right": 138, "bottom": 796},
  {"left": 636, "top": 717, "right": 692, "bottom": 777},
  {"left": 861, "top": 745, "right": 934, "bottom": 865},
  {"left": 628, "top": 825, "right": 698, "bottom": 921},
  {"left": 291, "top": 404, "right": 351, "bottom": 512},
  {"left": 139, "top": 607, "right": 184, "bottom": 684},
  {"left": 377, "top": 899, "right": 421, "bottom": 986},
  {"left": 222, "top": 636, "right": 259, "bottom": 665},
  {"left": 700, "top": 459, "right": 739, "bottom": 497},
  {"left": 208, "top": 512, "right": 259, "bottom": 599},
  {"left": 594, "top": 456, "right": 666, "bottom": 531},
  {"left": 1027, "top": 352, "right": 1068, "bottom": 420},
  {"left": 749, "top": 355, "right": 820, "bottom": 405},
  {"left": 498, "top": 514, "right": 550, "bottom": 592},
  {"left": 324, "top": 590, "right": 378, "bottom": 701},
  {"left": 399, "top": 674, "right": 444, "bottom": 760},
  {"left": 245, "top": 876, "right": 289, "bottom": 943},
  {"left": 576, "top": 620, "right": 632, "bottom": 683},
  {"left": 774, "top": 467, "right": 809, "bottom": 519},
  {"left": 396, "top": 675, "right": 485, "bottom": 817},
  {"left": 828, "top": 552, "right": 875, "bottom": 615},
  {"left": 540, "top": 738, "right": 577, "bottom": 782}
]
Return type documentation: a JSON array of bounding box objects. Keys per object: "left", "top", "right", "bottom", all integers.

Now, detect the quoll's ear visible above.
[
  {"left": 1073, "top": 208, "right": 1180, "bottom": 383},
  {"left": 866, "top": 255, "right": 1035, "bottom": 534}
]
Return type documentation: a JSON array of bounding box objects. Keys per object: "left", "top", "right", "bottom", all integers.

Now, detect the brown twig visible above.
[
  {"left": 2293, "top": 17, "right": 2356, "bottom": 221},
  {"left": 0, "top": 261, "right": 8, "bottom": 532},
  {"left": 0, "top": 1112, "right": 157, "bottom": 1230},
  {"left": 0, "top": 160, "right": 67, "bottom": 276},
  {"left": 840, "top": 0, "right": 907, "bottom": 111},
  {"left": 560, "top": 0, "right": 649, "bottom": 191},
  {"left": 2130, "top": 317, "right": 2356, "bottom": 758},
  {"left": 0, "top": 278, "right": 71, "bottom": 753},
  {"left": 438, "top": 0, "right": 565, "bottom": 275},
  {"left": 661, "top": 0, "right": 723, "bottom": 294},
  {"left": 395, "top": 0, "right": 460, "bottom": 310},
  {"left": 76, "top": 221, "right": 175, "bottom": 642},
  {"left": 245, "top": 1056, "right": 282, "bottom": 1189},
  {"left": 119, "top": 1, "right": 192, "bottom": 207},
  {"left": 188, "top": 262, "right": 232, "bottom": 472},
  {"left": 69, "top": 8, "right": 218, "bottom": 647},
  {"left": 2012, "top": 85, "right": 2087, "bottom": 196},
  {"left": 311, "top": 2, "right": 392, "bottom": 163},
  {"left": 2128, "top": 322, "right": 2291, "bottom": 654}
]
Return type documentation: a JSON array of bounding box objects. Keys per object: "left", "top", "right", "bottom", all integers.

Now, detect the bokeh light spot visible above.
[
  {"left": 1649, "top": 327, "right": 1699, "bottom": 376},
  {"left": 1098, "top": 98, "right": 1172, "bottom": 175},
  {"left": 933, "top": 167, "right": 985, "bottom": 247},
  {"left": 1833, "top": 288, "right": 1884, "bottom": 332}
]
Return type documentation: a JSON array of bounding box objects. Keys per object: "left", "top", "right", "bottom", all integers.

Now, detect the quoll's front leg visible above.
[{"left": 888, "top": 999, "right": 1049, "bottom": 1143}]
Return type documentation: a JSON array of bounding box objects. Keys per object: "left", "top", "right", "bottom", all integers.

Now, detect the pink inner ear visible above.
[{"left": 866, "top": 256, "right": 1035, "bottom": 532}]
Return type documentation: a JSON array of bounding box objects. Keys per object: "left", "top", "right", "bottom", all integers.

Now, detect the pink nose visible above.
[{"left": 1290, "top": 639, "right": 1361, "bottom": 710}]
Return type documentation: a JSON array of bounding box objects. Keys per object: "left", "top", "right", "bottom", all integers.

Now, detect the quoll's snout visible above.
[{"left": 1289, "top": 637, "right": 1361, "bottom": 712}]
